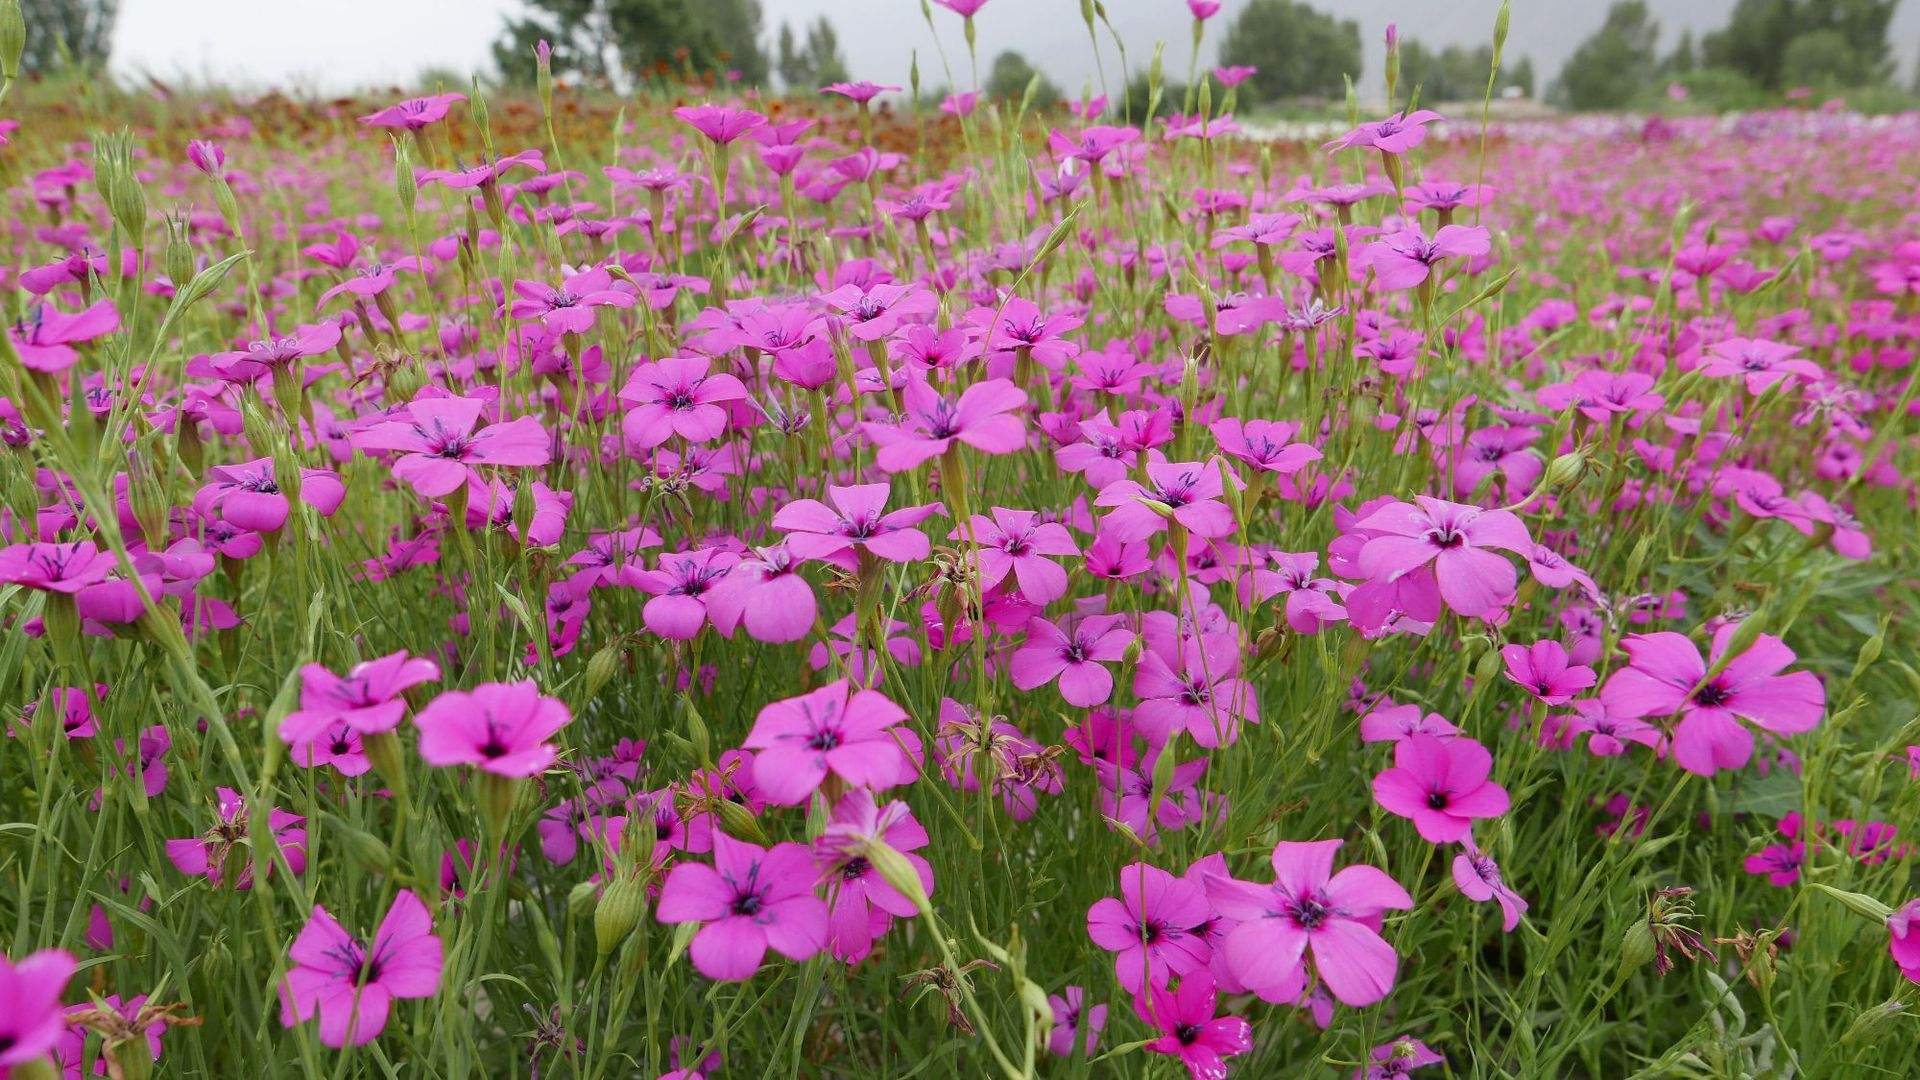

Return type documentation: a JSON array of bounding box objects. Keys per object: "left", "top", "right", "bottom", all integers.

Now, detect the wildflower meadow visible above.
[{"left": 2, "top": 0, "right": 1918, "bottom": 1076}]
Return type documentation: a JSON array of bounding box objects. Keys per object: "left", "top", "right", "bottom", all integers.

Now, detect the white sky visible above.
[{"left": 112, "top": 1, "right": 1920, "bottom": 96}]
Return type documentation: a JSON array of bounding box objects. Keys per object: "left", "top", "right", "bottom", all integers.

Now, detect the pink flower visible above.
[
  {"left": 1210, "top": 418, "right": 1321, "bottom": 476},
  {"left": 1601, "top": 626, "right": 1825, "bottom": 776},
  {"left": 508, "top": 266, "right": 634, "bottom": 335},
  {"left": 282, "top": 890, "right": 442, "bottom": 1047},
  {"left": 673, "top": 104, "right": 766, "bottom": 145},
  {"left": 1500, "top": 640, "right": 1595, "bottom": 705},
  {"left": 279, "top": 650, "right": 441, "bottom": 747},
  {"left": 8, "top": 300, "right": 120, "bottom": 373},
  {"left": 953, "top": 507, "right": 1077, "bottom": 602},
  {"left": 743, "top": 680, "right": 917, "bottom": 805},
  {"left": 1358, "top": 703, "right": 1460, "bottom": 744},
  {"left": 1325, "top": 109, "right": 1444, "bottom": 154},
  {"left": 1888, "top": 899, "right": 1920, "bottom": 984},
  {"left": 1046, "top": 985, "right": 1106, "bottom": 1057},
  {"left": 207, "top": 322, "right": 342, "bottom": 383},
  {"left": 0, "top": 541, "right": 117, "bottom": 594},
  {"left": 1187, "top": 0, "right": 1222, "bottom": 19},
  {"left": 359, "top": 92, "right": 465, "bottom": 130},
  {"left": 1560, "top": 699, "right": 1663, "bottom": 757},
  {"left": 1700, "top": 338, "right": 1823, "bottom": 394},
  {"left": 415, "top": 681, "right": 572, "bottom": 776},
  {"left": 1204, "top": 838, "right": 1412, "bottom": 1006},
  {"left": 0, "top": 948, "right": 76, "bottom": 1071},
  {"left": 933, "top": 0, "right": 992, "bottom": 15},
  {"left": 773, "top": 483, "right": 941, "bottom": 564},
  {"left": 1353, "top": 496, "right": 1532, "bottom": 618},
  {"left": 185, "top": 138, "right": 226, "bottom": 176},
  {"left": 940, "top": 91, "right": 981, "bottom": 117},
  {"left": 1134, "top": 636, "right": 1259, "bottom": 748},
  {"left": 194, "top": 458, "right": 346, "bottom": 533},
  {"left": 705, "top": 544, "right": 816, "bottom": 643},
  {"left": 656, "top": 833, "right": 828, "bottom": 980},
  {"left": 1087, "top": 862, "right": 1212, "bottom": 993},
  {"left": 863, "top": 376, "right": 1028, "bottom": 472},
  {"left": 1011, "top": 613, "right": 1133, "bottom": 707},
  {"left": 1137, "top": 972, "right": 1251, "bottom": 1080},
  {"left": 166, "top": 787, "right": 308, "bottom": 888},
  {"left": 1371, "top": 734, "right": 1510, "bottom": 843},
  {"left": 350, "top": 395, "right": 551, "bottom": 497},
  {"left": 619, "top": 356, "right": 749, "bottom": 448},
  {"left": 1363, "top": 226, "right": 1490, "bottom": 291},
  {"left": 813, "top": 790, "right": 933, "bottom": 962},
  {"left": 822, "top": 81, "right": 900, "bottom": 104},
  {"left": 1452, "top": 843, "right": 1527, "bottom": 932},
  {"left": 1360, "top": 1036, "right": 1446, "bottom": 1079},
  {"left": 1095, "top": 460, "right": 1239, "bottom": 542}
]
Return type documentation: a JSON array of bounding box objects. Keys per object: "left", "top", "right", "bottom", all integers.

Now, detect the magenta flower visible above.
[
  {"left": 508, "top": 266, "right": 634, "bottom": 334},
  {"left": 8, "top": 300, "right": 120, "bottom": 373},
  {"left": 1364, "top": 226, "right": 1491, "bottom": 291},
  {"left": 933, "top": 0, "right": 992, "bottom": 15},
  {"left": 1372, "top": 734, "right": 1509, "bottom": 843},
  {"left": 822, "top": 81, "right": 900, "bottom": 104},
  {"left": 1203, "top": 838, "right": 1413, "bottom": 1006},
  {"left": 863, "top": 376, "right": 1028, "bottom": 473},
  {"left": 207, "top": 322, "right": 342, "bottom": 383},
  {"left": 1210, "top": 418, "right": 1321, "bottom": 476},
  {"left": 656, "top": 833, "right": 829, "bottom": 981},
  {"left": 166, "top": 787, "right": 308, "bottom": 888},
  {"left": 705, "top": 544, "right": 816, "bottom": 644},
  {"left": 773, "top": 483, "right": 941, "bottom": 564},
  {"left": 278, "top": 650, "right": 441, "bottom": 748},
  {"left": 953, "top": 507, "right": 1077, "bottom": 602},
  {"left": 1600, "top": 625, "right": 1825, "bottom": 776},
  {"left": 415, "top": 681, "right": 572, "bottom": 776},
  {"left": 1452, "top": 843, "right": 1527, "bottom": 932},
  {"left": 1358, "top": 703, "right": 1461, "bottom": 744},
  {"left": 186, "top": 138, "right": 226, "bottom": 176},
  {"left": 626, "top": 547, "right": 739, "bottom": 639},
  {"left": 1500, "top": 640, "right": 1596, "bottom": 706},
  {"left": 743, "top": 680, "right": 917, "bottom": 805},
  {"left": 813, "top": 790, "right": 934, "bottom": 962},
  {"left": 1361, "top": 1037, "right": 1446, "bottom": 1079},
  {"left": 0, "top": 541, "right": 117, "bottom": 594},
  {"left": 1095, "top": 460, "right": 1239, "bottom": 542},
  {"left": 1325, "top": 109, "right": 1444, "bottom": 154},
  {"left": 1011, "top": 613, "right": 1133, "bottom": 707},
  {"left": 282, "top": 890, "right": 442, "bottom": 1047},
  {"left": 0, "top": 948, "right": 75, "bottom": 1072},
  {"left": 1046, "top": 985, "right": 1106, "bottom": 1057},
  {"left": 350, "top": 395, "right": 551, "bottom": 497},
  {"left": 1700, "top": 338, "right": 1823, "bottom": 394},
  {"left": 1133, "top": 637, "right": 1259, "bottom": 748},
  {"left": 1137, "top": 972, "right": 1251, "bottom": 1080},
  {"left": 672, "top": 104, "right": 766, "bottom": 145},
  {"left": 1187, "top": 0, "right": 1222, "bottom": 19},
  {"left": 1888, "top": 899, "right": 1920, "bottom": 984},
  {"left": 1354, "top": 496, "right": 1531, "bottom": 618},
  {"left": 418, "top": 148, "right": 544, "bottom": 190},
  {"left": 618, "top": 356, "right": 748, "bottom": 448},
  {"left": 193, "top": 458, "right": 346, "bottom": 533},
  {"left": 1086, "top": 862, "right": 1212, "bottom": 993},
  {"left": 1560, "top": 698, "right": 1664, "bottom": 757},
  {"left": 359, "top": 92, "right": 465, "bottom": 130}
]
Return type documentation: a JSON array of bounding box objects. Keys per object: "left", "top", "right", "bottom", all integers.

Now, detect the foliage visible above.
[
  {"left": 1701, "top": 0, "right": 1899, "bottom": 91},
  {"left": 984, "top": 49, "right": 1060, "bottom": 106},
  {"left": 19, "top": 0, "right": 115, "bottom": 74},
  {"left": 492, "top": 0, "right": 768, "bottom": 87},
  {"left": 775, "top": 17, "right": 849, "bottom": 93},
  {"left": 1217, "top": 0, "right": 1360, "bottom": 104},
  {"left": 1552, "top": 1, "right": 1661, "bottom": 111}
]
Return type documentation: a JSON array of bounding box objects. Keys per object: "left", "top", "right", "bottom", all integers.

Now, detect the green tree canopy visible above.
[
  {"left": 493, "top": 0, "right": 767, "bottom": 88},
  {"left": 1217, "top": 0, "right": 1361, "bottom": 104},
  {"left": 1701, "top": 0, "right": 1898, "bottom": 90},
  {"left": 776, "top": 17, "right": 849, "bottom": 92},
  {"left": 1397, "top": 40, "right": 1532, "bottom": 102},
  {"left": 1551, "top": 1, "right": 1660, "bottom": 110},
  {"left": 21, "top": 0, "right": 117, "bottom": 74},
  {"left": 984, "top": 50, "right": 1060, "bottom": 107}
]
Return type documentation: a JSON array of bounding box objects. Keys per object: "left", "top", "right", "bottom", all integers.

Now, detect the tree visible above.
[
  {"left": 1551, "top": 1, "right": 1659, "bottom": 111},
  {"left": 984, "top": 50, "right": 1060, "bottom": 106},
  {"left": 776, "top": 17, "right": 849, "bottom": 92},
  {"left": 492, "top": 0, "right": 768, "bottom": 88},
  {"left": 1701, "top": 0, "right": 1897, "bottom": 90},
  {"left": 1397, "top": 40, "right": 1517, "bottom": 103},
  {"left": 21, "top": 0, "right": 117, "bottom": 74},
  {"left": 1217, "top": 0, "right": 1361, "bottom": 104},
  {"left": 1663, "top": 29, "right": 1698, "bottom": 75}
]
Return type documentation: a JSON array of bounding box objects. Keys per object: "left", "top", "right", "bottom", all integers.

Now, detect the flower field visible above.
[{"left": 2, "top": 7, "right": 1919, "bottom": 1079}]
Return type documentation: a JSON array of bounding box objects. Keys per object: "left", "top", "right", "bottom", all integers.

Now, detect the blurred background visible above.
[{"left": 28, "top": 0, "right": 1920, "bottom": 114}]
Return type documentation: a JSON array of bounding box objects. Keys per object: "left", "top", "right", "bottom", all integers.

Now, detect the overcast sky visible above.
[{"left": 113, "top": 0, "right": 1920, "bottom": 97}]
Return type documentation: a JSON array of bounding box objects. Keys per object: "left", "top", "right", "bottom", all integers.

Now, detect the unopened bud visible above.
[
  {"left": 584, "top": 642, "right": 622, "bottom": 701},
  {"left": 595, "top": 872, "right": 648, "bottom": 956},
  {"left": 1542, "top": 450, "right": 1585, "bottom": 492},
  {"left": 393, "top": 137, "right": 417, "bottom": 216},
  {"left": 865, "top": 840, "right": 930, "bottom": 915},
  {"left": 1618, "top": 917, "right": 1657, "bottom": 976},
  {"left": 0, "top": 0, "right": 25, "bottom": 85},
  {"left": 1809, "top": 882, "right": 1893, "bottom": 922}
]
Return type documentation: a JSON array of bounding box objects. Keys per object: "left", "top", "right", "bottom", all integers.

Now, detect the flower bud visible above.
[
  {"left": 681, "top": 694, "right": 712, "bottom": 765},
  {"left": 0, "top": 0, "right": 24, "bottom": 85},
  {"left": 715, "top": 797, "right": 766, "bottom": 844},
  {"left": 1618, "top": 916, "right": 1657, "bottom": 976},
  {"left": 478, "top": 771, "right": 519, "bottom": 839},
  {"left": 866, "top": 839, "right": 931, "bottom": 915},
  {"left": 1541, "top": 450, "right": 1585, "bottom": 492},
  {"left": 568, "top": 879, "right": 599, "bottom": 921},
  {"left": 92, "top": 131, "right": 149, "bottom": 244},
  {"left": 583, "top": 642, "right": 622, "bottom": 701},
  {"left": 595, "top": 871, "right": 648, "bottom": 956},
  {"left": 1809, "top": 882, "right": 1893, "bottom": 922},
  {"left": 393, "top": 136, "right": 417, "bottom": 217}
]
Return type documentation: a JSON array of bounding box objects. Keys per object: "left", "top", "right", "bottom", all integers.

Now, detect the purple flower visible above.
[
  {"left": 415, "top": 681, "right": 572, "bottom": 777},
  {"left": 656, "top": 833, "right": 828, "bottom": 980},
  {"left": 282, "top": 891, "right": 442, "bottom": 1047},
  {"left": 1372, "top": 734, "right": 1511, "bottom": 843},
  {"left": 743, "top": 680, "right": 917, "bottom": 805}
]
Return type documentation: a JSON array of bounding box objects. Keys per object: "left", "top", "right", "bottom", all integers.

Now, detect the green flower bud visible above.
[
  {"left": 0, "top": 0, "right": 24, "bottom": 85},
  {"left": 595, "top": 872, "right": 648, "bottom": 956}
]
